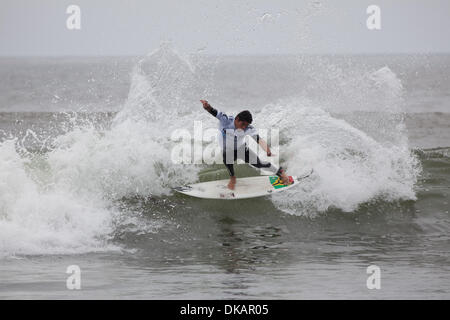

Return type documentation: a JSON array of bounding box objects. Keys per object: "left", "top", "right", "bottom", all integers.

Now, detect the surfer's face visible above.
[{"left": 234, "top": 118, "right": 249, "bottom": 130}]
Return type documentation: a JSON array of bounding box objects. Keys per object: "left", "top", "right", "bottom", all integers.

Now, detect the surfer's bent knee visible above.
[{"left": 244, "top": 147, "right": 278, "bottom": 173}]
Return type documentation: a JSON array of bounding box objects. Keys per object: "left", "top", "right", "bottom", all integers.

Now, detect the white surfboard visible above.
[{"left": 174, "top": 169, "right": 313, "bottom": 200}]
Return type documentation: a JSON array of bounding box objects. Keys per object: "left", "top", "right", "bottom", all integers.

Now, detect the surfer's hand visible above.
[
  {"left": 200, "top": 100, "right": 210, "bottom": 109},
  {"left": 267, "top": 151, "right": 273, "bottom": 157}
]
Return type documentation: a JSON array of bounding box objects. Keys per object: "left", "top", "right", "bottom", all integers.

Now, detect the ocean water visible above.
[{"left": 0, "top": 47, "right": 449, "bottom": 299}]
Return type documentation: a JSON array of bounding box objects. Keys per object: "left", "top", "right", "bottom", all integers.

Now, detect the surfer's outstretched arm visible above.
[
  {"left": 200, "top": 100, "right": 231, "bottom": 126},
  {"left": 200, "top": 100, "right": 217, "bottom": 117}
]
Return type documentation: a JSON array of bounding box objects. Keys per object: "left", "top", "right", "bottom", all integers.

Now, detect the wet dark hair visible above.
[{"left": 236, "top": 110, "right": 252, "bottom": 124}]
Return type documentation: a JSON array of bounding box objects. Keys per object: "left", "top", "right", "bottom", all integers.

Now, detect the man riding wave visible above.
[{"left": 201, "top": 100, "right": 292, "bottom": 190}]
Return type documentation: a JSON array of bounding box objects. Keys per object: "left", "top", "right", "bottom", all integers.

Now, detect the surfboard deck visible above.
[{"left": 174, "top": 169, "right": 313, "bottom": 200}]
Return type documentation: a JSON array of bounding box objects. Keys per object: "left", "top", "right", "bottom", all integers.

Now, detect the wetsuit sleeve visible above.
[
  {"left": 205, "top": 105, "right": 230, "bottom": 126},
  {"left": 205, "top": 106, "right": 218, "bottom": 117}
]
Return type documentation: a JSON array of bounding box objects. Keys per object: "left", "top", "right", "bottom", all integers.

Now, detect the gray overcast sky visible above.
[{"left": 1, "top": 0, "right": 449, "bottom": 55}]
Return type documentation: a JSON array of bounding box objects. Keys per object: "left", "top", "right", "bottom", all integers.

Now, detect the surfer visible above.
[{"left": 201, "top": 100, "right": 292, "bottom": 190}]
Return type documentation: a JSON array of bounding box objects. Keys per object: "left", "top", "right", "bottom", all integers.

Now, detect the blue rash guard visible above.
[{"left": 215, "top": 110, "right": 259, "bottom": 151}]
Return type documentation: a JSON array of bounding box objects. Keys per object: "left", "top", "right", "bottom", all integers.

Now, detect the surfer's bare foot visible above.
[
  {"left": 281, "top": 172, "right": 292, "bottom": 185},
  {"left": 228, "top": 176, "right": 236, "bottom": 190}
]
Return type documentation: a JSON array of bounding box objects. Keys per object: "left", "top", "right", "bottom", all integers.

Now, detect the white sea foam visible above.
[
  {"left": 0, "top": 44, "right": 202, "bottom": 257},
  {"left": 0, "top": 139, "right": 119, "bottom": 257},
  {"left": 255, "top": 66, "right": 420, "bottom": 215}
]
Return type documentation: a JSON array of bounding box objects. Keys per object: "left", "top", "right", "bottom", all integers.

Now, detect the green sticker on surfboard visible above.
[{"left": 269, "top": 176, "right": 291, "bottom": 189}]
